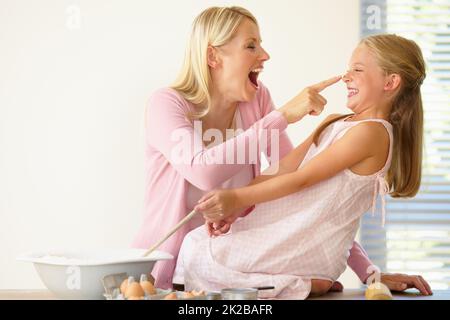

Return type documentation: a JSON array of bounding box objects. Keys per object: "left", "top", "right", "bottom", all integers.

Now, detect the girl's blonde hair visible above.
[
  {"left": 313, "top": 34, "right": 426, "bottom": 198},
  {"left": 171, "top": 6, "right": 258, "bottom": 119}
]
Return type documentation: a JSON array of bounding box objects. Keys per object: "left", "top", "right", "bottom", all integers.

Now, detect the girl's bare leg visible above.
[{"left": 308, "top": 279, "right": 333, "bottom": 297}]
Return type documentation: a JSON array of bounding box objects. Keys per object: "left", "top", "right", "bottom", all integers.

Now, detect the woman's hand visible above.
[
  {"left": 327, "top": 273, "right": 433, "bottom": 296},
  {"left": 195, "top": 189, "right": 242, "bottom": 223},
  {"left": 278, "top": 76, "right": 341, "bottom": 124},
  {"left": 378, "top": 273, "right": 433, "bottom": 295}
]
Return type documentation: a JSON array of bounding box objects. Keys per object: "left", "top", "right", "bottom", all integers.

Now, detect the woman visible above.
[{"left": 132, "top": 6, "right": 431, "bottom": 295}]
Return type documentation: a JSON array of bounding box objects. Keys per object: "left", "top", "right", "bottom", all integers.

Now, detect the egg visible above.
[
  {"left": 163, "top": 292, "right": 177, "bottom": 300},
  {"left": 128, "top": 296, "right": 144, "bottom": 300},
  {"left": 139, "top": 274, "right": 156, "bottom": 296},
  {"left": 125, "top": 282, "right": 145, "bottom": 299},
  {"left": 120, "top": 279, "right": 129, "bottom": 295},
  {"left": 191, "top": 290, "right": 205, "bottom": 297},
  {"left": 365, "top": 282, "right": 392, "bottom": 300},
  {"left": 140, "top": 281, "right": 156, "bottom": 296},
  {"left": 120, "top": 276, "right": 136, "bottom": 295},
  {"left": 182, "top": 292, "right": 195, "bottom": 299}
]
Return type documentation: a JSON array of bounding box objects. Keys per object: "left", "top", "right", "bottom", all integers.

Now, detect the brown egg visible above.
[
  {"left": 120, "top": 279, "right": 129, "bottom": 295},
  {"left": 127, "top": 296, "right": 144, "bottom": 300},
  {"left": 139, "top": 274, "right": 156, "bottom": 296},
  {"left": 140, "top": 281, "right": 156, "bottom": 296},
  {"left": 163, "top": 292, "right": 177, "bottom": 300},
  {"left": 125, "top": 282, "right": 145, "bottom": 299},
  {"left": 182, "top": 292, "right": 195, "bottom": 299},
  {"left": 191, "top": 290, "right": 205, "bottom": 296},
  {"left": 120, "top": 276, "right": 136, "bottom": 295}
]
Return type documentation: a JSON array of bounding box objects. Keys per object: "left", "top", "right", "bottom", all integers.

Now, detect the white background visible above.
[{"left": 0, "top": 0, "right": 360, "bottom": 289}]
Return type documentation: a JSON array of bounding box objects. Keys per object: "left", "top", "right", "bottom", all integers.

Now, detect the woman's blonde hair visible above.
[
  {"left": 171, "top": 6, "right": 258, "bottom": 119},
  {"left": 313, "top": 34, "right": 426, "bottom": 198}
]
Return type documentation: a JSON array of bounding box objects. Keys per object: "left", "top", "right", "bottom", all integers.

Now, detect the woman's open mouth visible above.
[{"left": 248, "top": 68, "right": 263, "bottom": 89}]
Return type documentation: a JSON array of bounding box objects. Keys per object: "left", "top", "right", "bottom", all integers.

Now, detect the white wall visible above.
[{"left": 0, "top": 0, "right": 360, "bottom": 289}]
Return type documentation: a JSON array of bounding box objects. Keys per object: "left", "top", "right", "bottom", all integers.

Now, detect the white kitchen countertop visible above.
[
  {"left": 1, "top": 289, "right": 449, "bottom": 300},
  {"left": 308, "top": 289, "right": 450, "bottom": 300}
]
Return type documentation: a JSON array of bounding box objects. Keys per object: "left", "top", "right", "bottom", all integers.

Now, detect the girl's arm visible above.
[
  {"left": 196, "top": 121, "right": 388, "bottom": 219},
  {"left": 235, "top": 121, "right": 384, "bottom": 208},
  {"left": 251, "top": 114, "right": 343, "bottom": 185},
  {"left": 206, "top": 114, "right": 341, "bottom": 233}
]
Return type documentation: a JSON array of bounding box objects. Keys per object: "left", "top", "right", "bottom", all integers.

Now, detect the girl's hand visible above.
[
  {"left": 379, "top": 273, "right": 433, "bottom": 296},
  {"left": 195, "top": 189, "right": 241, "bottom": 223},
  {"left": 205, "top": 210, "right": 242, "bottom": 237},
  {"left": 206, "top": 220, "right": 231, "bottom": 237}
]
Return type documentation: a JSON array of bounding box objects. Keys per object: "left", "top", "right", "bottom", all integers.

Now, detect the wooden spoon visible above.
[{"left": 142, "top": 210, "right": 198, "bottom": 257}]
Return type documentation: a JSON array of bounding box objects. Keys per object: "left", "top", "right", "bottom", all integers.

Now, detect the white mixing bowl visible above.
[{"left": 17, "top": 249, "right": 173, "bottom": 300}]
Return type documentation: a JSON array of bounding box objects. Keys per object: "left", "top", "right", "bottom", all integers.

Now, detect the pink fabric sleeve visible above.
[
  {"left": 146, "top": 88, "right": 288, "bottom": 191},
  {"left": 347, "top": 240, "right": 374, "bottom": 283},
  {"left": 237, "top": 85, "right": 294, "bottom": 218},
  {"left": 260, "top": 84, "right": 294, "bottom": 163}
]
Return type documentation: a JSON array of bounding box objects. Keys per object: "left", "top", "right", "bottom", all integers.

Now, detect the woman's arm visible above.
[
  {"left": 148, "top": 76, "right": 340, "bottom": 191},
  {"left": 196, "top": 121, "right": 387, "bottom": 219},
  {"left": 348, "top": 241, "right": 374, "bottom": 283},
  {"left": 147, "top": 87, "right": 288, "bottom": 191},
  {"left": 348, "top": 241, "right": 432, "bottom": 294},
  {"left": 258, "top": 76, "right": 342, "bottom": 175},
  {"left": 260, "top": 82, "right": 294, "bottom": 162}
]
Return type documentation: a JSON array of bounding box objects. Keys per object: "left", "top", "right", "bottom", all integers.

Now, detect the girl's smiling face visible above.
[
  {"left": 209, "top": 18, "right": 270, "bottom": 102},
  {"left": 342, "top": 44, "right": 389, "bottom": 113}
]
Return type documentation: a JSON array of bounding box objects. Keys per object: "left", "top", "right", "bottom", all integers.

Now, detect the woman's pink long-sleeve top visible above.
[{"left": 132, "top": 82, "right": 374, "bottom": 289}]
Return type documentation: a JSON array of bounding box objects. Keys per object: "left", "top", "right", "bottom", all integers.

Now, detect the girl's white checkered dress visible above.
[{"left": 176, "top": 117, "right": 393, "bottom": 299}]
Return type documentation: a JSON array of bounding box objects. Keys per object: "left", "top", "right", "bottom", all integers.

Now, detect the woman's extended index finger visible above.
[{"left": 310, "top": 76, "right": 342, "bottom": 92}]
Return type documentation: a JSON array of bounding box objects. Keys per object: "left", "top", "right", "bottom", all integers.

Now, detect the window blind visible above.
[{"left": 360, "top": 0, "right": 450, "bottom": 289}]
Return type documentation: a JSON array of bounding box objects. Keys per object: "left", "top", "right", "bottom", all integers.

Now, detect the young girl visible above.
[{"left": 175, "top": 34, "right": 427, "bottom": 299}]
